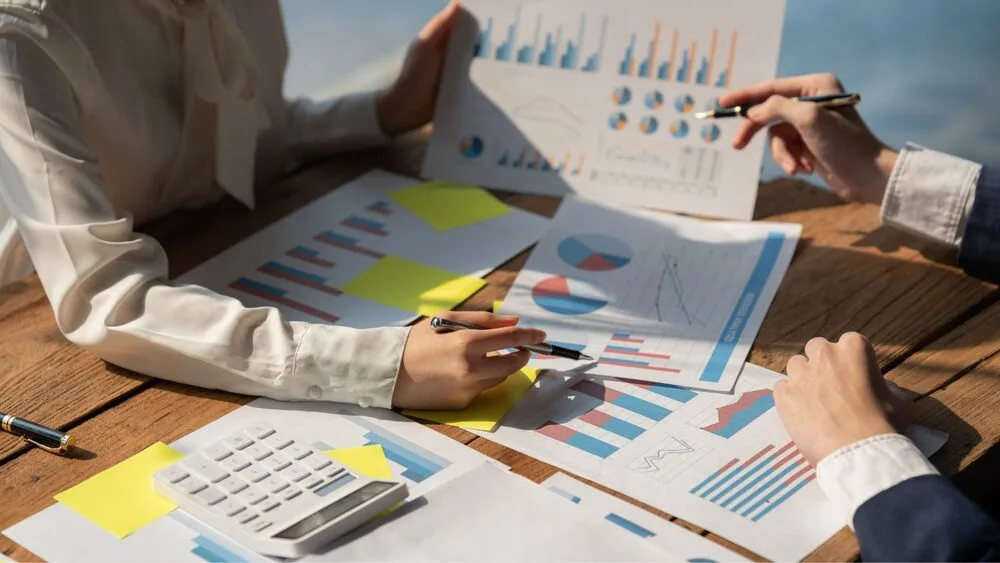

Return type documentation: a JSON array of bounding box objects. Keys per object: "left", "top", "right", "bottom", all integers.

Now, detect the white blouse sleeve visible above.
[
  {"left": 0, "top": 32, "right": 407, "bottom": 408},
  {"left": 283, "top": 91, "right": 390, "bottom": 164}
]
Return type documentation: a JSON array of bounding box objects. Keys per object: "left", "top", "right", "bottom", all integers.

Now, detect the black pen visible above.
[
  {"left": 695, "top": 92, "right": 861, "bottom": 119},
  {"left": 429, "top": 317, "right": 594, "bottom": 361},
  {"left": 0, "top": 412, "right": 75, "bottom": 455}
]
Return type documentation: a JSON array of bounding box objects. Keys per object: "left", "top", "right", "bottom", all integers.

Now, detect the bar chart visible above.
[
  {"left": 617, "top": 22, "right": 739, "bottom": 87},
  {"left": 229, "top": 277, "right": 340, "bottom": 324},
  {"left": 689, "top": 389, "right": 776, "bottom": 439},
  {"left": 474, "top": 7, "right": 609, "bottom": 73},
  {"left": 497, "top": 145, "right": 586, "bottom": 176},
  {"left": 689, "top": 441, "right": 814, "bottom": 522},
  {"left": 341, "top": 214, "right": 390, "bottom": 236},
  {"left": 598, "top": 332, "right": 681, "bottom": 374}
]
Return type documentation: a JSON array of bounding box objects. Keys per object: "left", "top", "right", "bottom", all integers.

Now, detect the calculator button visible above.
[
  {"left": 281, "top": 487, "right": 302, "bottom": 501},
  {"left": 213, "top": 498, "right": 245, "bottom": 517},
  {"left": 282, "top": 466, "right": 309, "bottom": 482},
  {"left": 238, "top": 511, "right": 258, "bottom": 524},
  {"left": 248, "top": 424, "right": 276, "bottom": 439},
  {"left": 260, "top": 476, "right": 289, "bottom": 494},
  {"left": 220, "top": 454, "right": 250, "bottom": 472},
  {"left": 224, "top": 434, "right": 254, "bottom": 450},
  {"left": 302, "top": 476, "right": 323, "bottom": 490},
  {"left": 283, "top": 444, "right": 311, "bottom": 460},
  {"left": 304, "top": 455, "right": 332, "bottom": 471},
  {"left": 217, "top": 476, "right": 248, "bottom": 495},
  {"left": 238, "top": 487, "right": 268, "bottom": 505},
  {"left": 205, "top": 442, "right": 233, "bottom": 462},
  {"left": 240, "top": 466, "right": 270, "bottom": 483},
  {"left": 195, "top": 487, "right": 226, "bottom": 506},
  {"left": 183, "top": 455, "right": 230, "bottom": 484},
  {"left": 262, "top": 457, "right": 290, "bottom": 472},
  {"left": 263, "top": 433, "right": 293, "bottom": 450},
  {"left": 158, "top": 466, "right": 189, "bottom": 484},
  {"left": 323, "top": 467, "right": 345, "bottom": 479},
  {"left": 177, "top": 478, "right": 207, "bottom": 495},
  {"left": 259, "top": 499, "right": 280, "bottom": 513},
  {"left": 245, "top": 444, "right": 272, "bottom": 461},
  {"left": 251, "top": 519, "right": 273, "bottom": 533}
]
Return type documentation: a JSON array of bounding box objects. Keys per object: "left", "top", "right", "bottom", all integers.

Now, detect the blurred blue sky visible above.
[{"left": 280, "top": 0, "right": 1000, "bottom": 178}]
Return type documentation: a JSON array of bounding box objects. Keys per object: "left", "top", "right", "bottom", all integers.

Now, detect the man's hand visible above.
[{"left": 775, "top": 332, "right": 910, "bottom": 466}]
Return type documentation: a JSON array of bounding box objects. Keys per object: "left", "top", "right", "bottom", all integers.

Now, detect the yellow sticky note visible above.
[
  {"left": 404, "top": 367, "right": 539, "bottom": 431},
  {"left": 342, "top": 256, "right": 485, "bottom": 316},
  {"left": 325, "top": 445, "right": 393, "bottom": 480},
  {"left": 493, "top": 300, "right": 504, "bottom": 314},
  {"left": 54, "top": 442, "right": 183, "bottom": 539},
  {"left": 390, "top": 180, "right": 511, "bottom": 231}
]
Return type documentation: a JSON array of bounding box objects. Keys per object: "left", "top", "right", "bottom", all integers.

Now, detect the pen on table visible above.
[
  {"left": 694, "top": 92, "right": 861, "bottom": 119},
  {"left": 0, "top": 411, "right": 75, "bottom": 455},
  {"left": 429, "top": 317, "right": 595, "bottom": 361}
]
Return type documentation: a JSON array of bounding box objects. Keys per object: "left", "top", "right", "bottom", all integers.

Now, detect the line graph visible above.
[
  {"left": 688, "top": 389, "right": 776, "bottom": 439},
  {"left": 631, "top": 437, "right": 694, "bottom": 472},
  {"left": 654, "top": 253, "right": 701, "bottom": 325},
  {"left": 512, "top": 96, "right": 584, "bottom": 134}
]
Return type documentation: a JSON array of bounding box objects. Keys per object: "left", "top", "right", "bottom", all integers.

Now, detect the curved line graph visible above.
[{"left": 654, "top": 254, "right": 703, "bottom": 325}]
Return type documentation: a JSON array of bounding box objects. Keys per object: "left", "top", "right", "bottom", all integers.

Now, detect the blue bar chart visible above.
[
  {"left": 474, "top": 8, "right": 608, "bottom": 73},
  {"left": 361, "top": 427, "right": 452, "bottom": 484},
  {"left": 617, "top": 22, "right": 738, "bottom": 86}
]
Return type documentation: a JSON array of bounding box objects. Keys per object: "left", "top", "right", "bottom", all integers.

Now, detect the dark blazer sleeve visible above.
[
  {"left": 959, "top": 165, "right": 1000, "bottom": 283},
  {"left": 854, "top": 475, "right": 1000, "bottom": 562}
]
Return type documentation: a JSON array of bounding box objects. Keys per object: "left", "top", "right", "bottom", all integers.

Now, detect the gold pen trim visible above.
[{"left": 1, "top": 414, "right": 13, "bottom": 433}]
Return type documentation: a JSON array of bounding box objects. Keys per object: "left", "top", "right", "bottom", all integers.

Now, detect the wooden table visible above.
[{"left": 1, "top": 139, "right": 998, "bottom": 561}]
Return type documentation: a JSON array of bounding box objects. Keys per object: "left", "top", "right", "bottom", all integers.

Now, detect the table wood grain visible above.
[{"left": 1, "top": 143, "right": 997, "bottom": 561}]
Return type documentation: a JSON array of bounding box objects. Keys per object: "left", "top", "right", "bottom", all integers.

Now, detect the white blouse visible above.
[{"left": 0, "top": 0, "right": 409, "bottom": 408}]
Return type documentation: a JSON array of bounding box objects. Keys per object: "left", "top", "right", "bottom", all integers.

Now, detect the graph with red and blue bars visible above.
[
  {"left": 535, "top": 377, "right": 698, "bottom": 458},
  {"left": 599, "top": 332, "right": 681, "bottom": 374},
  {"left": 689, "top": 441, "right": 815, "bottom": 522}
]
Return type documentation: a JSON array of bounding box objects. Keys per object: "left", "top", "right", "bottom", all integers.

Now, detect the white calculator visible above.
[{"left": 153, "top": 422, "right": 408, "bottom": 558}]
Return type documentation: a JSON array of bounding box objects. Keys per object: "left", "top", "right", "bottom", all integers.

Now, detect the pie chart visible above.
[
  {"left": 645, "top": 90, "right": 665, "bottom": 110},
  {"left": 670, "top": 119, "right": 690, "bottom": 138},
  {"left": 612, "top": 86, "right": 632, "bottom": 106},
  {"left": 558, "top": 234, "right": 632, "bottom": 271},
  {"left": 674, "top": 94, "right": 695, "bottom": 113},
  {"left": 609, "top": 112, "right": 628, "bottom": 131},
  {"left": 639, "top": 116, "right": 659, "bottom": 135},
  {"left": 701, "top": 123, "right": 721, "bottom": 143},
  {"left": 532, "top": 276, "right": 609, "bottom": 316},
  {"left": 458, "top": 135, "right": 484, "bottom": 158}
]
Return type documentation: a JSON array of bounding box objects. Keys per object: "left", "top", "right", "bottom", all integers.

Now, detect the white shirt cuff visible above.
[
  {"left": 291, "top": 324, "right": 409, "bottom": 408},
  {"left": 816, "top": 433, "right": 939, "bottom": 529},
  {"left": 881, "top": 142, "right": 981, "bottom": 247}
]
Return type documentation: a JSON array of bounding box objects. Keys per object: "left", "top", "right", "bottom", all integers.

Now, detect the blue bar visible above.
[
  {"left": 611, "top": 394, "right": 671, "bottom": 421},
  {"left": 539, "top": 33, "right": 555, "bottom": 66},
  {"left": 234, "top": 277, "right": 285, "bottom": 297},
  {"left": 657, "top": 61, "right": 670, "bottom": 80},
  {"left": 605, "top": 345, "right": 641, "bottom": 353},
  {"left": 605, "top": 513, "right": 656, "bottom": 538},
  {"left": 696, "top": 57, "right": 708, "bottom": 84},
  {"left": 715, "top": 69, "right": 728, "bottom": 87},
  {"left": 638, "top": 59, "right": 650, "bottom": 78},
  {"left": 565, "top": 432, "right": 618, "bottom": 458},
  {"left": 599, "top": 357, "right": 650, "bottom": 368},
  {"left": 263, "top": 261, "right": 326, "bottom": 284},
  {"left": 699, "top": 233, "right": 786, "bottom": 382},
  {"left": 548, "top": 486, "right": 582, "bottom": 504},
  {"left": 345, "top": 215, "right": 385, "bottom": 230},
  {"left": 619, "top": 33, "right": 635, "bottom": 75},
  {"left": 690, "top": 465, "right": 730, "bottom": 496},
  {"left": 369, "top": 438, "right": 432, "bottom": 483},
  {"left": 364, "top": 431, "right": 443, "bottom": 483},
  {"left": 676, "top": 50, "right": 688, "bottom": 81},
  {"left": 602, "top": 417, "right": 645, "bottom": 440},
  {"left": 750, "top": 479, "right": 811, "bottom": 522},
  {"left": 723, "top": 459, "right": 798, "bottom": 509},
  {"left": 476, "top": 18, "right": 492, "bottom": 58},
  {"left": 320, "top": 231, "right": 358, "bottom": 246},
  {"left": 732, "top": 460, "right": 804, "bottom": 511},
  {"left": 293, "top": 245, "right": 318, "bottom": 257},
  {"left": 192, "top": 535, "right": 243, "bottom": 563},
  {"left": 710, "top": 452, "right": 777, "bottom": 503},
  {"left": 644, "top": 384, "right": 698, "bottom": 403},
  {"left": 612, "top": 332, "right": 632, "bottom": 339},
  {"left": 699, "top": 462, "right": 747, "bottom": 499}
]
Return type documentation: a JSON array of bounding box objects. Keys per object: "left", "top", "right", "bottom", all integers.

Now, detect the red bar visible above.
[
  {"left": 579, "top": 410, "right": 613, "bottom": 426},
  {"left": 715, "top": 458, "right": 740, "bottom": 475},
  {"left": 599, "top": 360, "right": 681, "bottom": 373},
  {"left": 258, "top": 265, "right": 342, "bottom": 296},
  {"left": 611, "top": 336, "right": 644, "bottom": 343},
  {"left": 286, "top": 249, "right": 334, "bottom": 268},
  {"left": 229, "top": 282, "right": 340, "bottom": 324},
  {"left": 314, "top": 235, "right": 385, "bottom": 259},
  {"left": 573, "top": 379, "right": 622, "bottom": 402},
  {"left": 740, "top": 444, "right": 775, "bottom": 468},
  {"left": 341, "top": 219, "right": 388, "bottom": 237},
  {"left": 784, "top": 465, "right": 814, "bottom": 486},
  {"left": 536, "top": 421, "right": 576, "bottom": 442},
  {"left": 603, "top": 349, "right": 673, "bottom": 360}
]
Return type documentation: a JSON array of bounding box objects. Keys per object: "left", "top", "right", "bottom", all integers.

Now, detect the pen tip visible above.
[
  {"left": 693, "top": 111, "right": 711, "bottom": 119},
  {"left": 580, "top": 354, "right": 595, "bottom": 361}
]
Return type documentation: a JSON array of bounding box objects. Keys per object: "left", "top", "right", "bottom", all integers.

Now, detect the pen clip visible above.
[{"left": 20, "top": 435, "right": 67, "bottom": 454}]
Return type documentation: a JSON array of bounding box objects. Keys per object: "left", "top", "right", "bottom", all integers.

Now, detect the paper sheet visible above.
[
  {"left": 325, "top": 445, "right": 394, "bottom": 480},
  {"left": 341, "top": 256, "right": 485, "bottom": 316},
  {"left": 389, "top": 180, "right": 511, "bottom": 231},
  {"left": 179, "top": 170, "right": 548, "bottom": 329},
  {"left": 322, "top": 464, "right": 664, "bottom": 561},
  {"left": 7, "top": 400, "right": 500, "bottom": 563},
  {"left": 542, "top": 472, "right": 748, "bottom": 561},
  {"left": 477, "top": 364, "right": 949, "bottom": 561},
  {"left": 423, "top": 0, "right": 786, "bottom": 220},
  {"left": 53, "top": 442, "right": 183, "bottom": 539},
  {"left": 499, "top": 196, "right": 800, "bottom": 391},
  {"left": 403, "top": 368, "right": 539, "bottom": 431}
]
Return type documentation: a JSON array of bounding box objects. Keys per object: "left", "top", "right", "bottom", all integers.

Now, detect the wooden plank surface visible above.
[{"left": 1, "top": 141, "right": 998, "bottom": 561}]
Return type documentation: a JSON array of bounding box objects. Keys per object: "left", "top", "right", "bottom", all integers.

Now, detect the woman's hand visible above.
[
  {"left": 722, "top": 73, "right": 899, "bottom": 205},
  {"left": 376, "top": 1, "right": 460, "bottom": 138},
  {"left": 775, "top": 332, "right": 911, "bottom": 466},
  {"left": 391, "top": 310, "right": 545, "bottom": 410}
]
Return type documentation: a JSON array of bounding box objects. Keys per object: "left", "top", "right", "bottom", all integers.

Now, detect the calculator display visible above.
[{"left": 274, "top": 482, "right": 396, "bottom": 540}]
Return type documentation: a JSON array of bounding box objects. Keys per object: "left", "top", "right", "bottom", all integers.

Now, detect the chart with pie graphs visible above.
[
  {"left": 532, "top": 275, "right": 610, "bottom": 315},
  {"left": 557, "top": 234, "right": 633, "bottom": 271},
  {"left": 458, "top": 135, "right": 484, "bottom": 159}
]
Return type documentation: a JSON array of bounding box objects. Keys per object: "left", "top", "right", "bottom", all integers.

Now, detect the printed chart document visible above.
[
  {"left": 179, "top": 170, "right": 548, "bottom": 329},
  {"left": 542, "top": 472, "right": 747, "bottom": 561},
  {"left": 477, "top": 364, "right": 948, "bottom": 561},
  {"left": 498, "top": 196, "right": 800, "bottom": 391},
  {"left": 5, "top": 400, "right": 498, "bottom": 563},
  {"left": 322, "top": 464, "right": 664, "bottom": 562},
  {"left": 424, "top": 0, "right": 786, "bottom": 219}
]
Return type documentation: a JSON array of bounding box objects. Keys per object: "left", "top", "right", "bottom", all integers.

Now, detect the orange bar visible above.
[
  {"left": 563, "top": 151, "right": 571, "bottom": 172},
  {"left": 668, "top": 29, "right": 679, "bottom": 79},
  {"left": 706, "top": 29, "right": 718, "bottom": 84},
  {"left": 726, "top": 30, "right": 738, "bottom": 86},
  {"left": 648, "top": 22, "right": 661, "bottom": 77},
  {"left": 575, "top": 153, "right": 586, "bottom": 173},
  {"left": 688, "top": 40, "right": 697, "bottom": 83}
]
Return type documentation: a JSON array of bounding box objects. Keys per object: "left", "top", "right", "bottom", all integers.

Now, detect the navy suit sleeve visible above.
[
  {"left": 959, "top": 164, "right": 1000, "bottom": 283},
  {"left": 854, "top": 475, "right": 1000, "bottom": 562}
]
